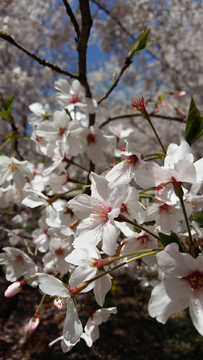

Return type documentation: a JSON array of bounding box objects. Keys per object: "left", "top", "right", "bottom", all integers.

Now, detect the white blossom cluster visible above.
[{"left": 1, "top": 78, "right": 203, "bottom": 353}]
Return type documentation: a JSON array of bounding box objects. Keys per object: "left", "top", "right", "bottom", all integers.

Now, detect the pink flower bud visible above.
[
  {"left": 175, "top": 108, "right": 186, "bottom": 119},
  {"left": 28, "top": 311, "right": 40, "bottom": 334},
  {"left": 154, "top": 108, "right": 159, "bottom": 113},
  {"left": 5, "top": 281, "right": 21, "bottom": 297},
  {"left": 177, "top": 91, "right": 186, "bottom": 97},
  {"left": 161, "top": 101, "right": 166, "bottom": 107}
]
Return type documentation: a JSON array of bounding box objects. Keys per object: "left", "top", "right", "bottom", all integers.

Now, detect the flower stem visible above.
[
  {"left": 178, "top": 194, "right": 194, "bottom": 250},
  {"left": 146, "top": 115, "right": 166, "bottom": 154},
  {"left": 86, "top": 250, "right": 160, "bottom": 284},
  {"left": 115, "top": 214, "right": 160, "bottom": 241}
]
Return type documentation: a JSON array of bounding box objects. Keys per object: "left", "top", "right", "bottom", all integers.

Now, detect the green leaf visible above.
[
  {"left": 128, "top": 26, "right": 156, "bottom": 59},
  {"left": 184, "top": 95, "right": 203, "bottom": 146},
  {"left": 0, "top": 93, "right": 14, "bottom": 111},
  {"left": 4, "top": 94, "right": 15, "bottom": 111},
  {"left": 0, "top": 110, "right": 12, "bottom": 120},
  {"left": 158, "top": 231, "right": 186, "bottom": 252}
]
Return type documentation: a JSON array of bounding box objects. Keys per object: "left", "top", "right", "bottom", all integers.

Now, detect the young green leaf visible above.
[
  {"left": 184, "top": 96, "right": 203, "bottom": 146},
  {"left": 158, "top": 231, "right": 186, "bottom": 252},
  {"left": 128, "top": 26, "right": 155, "bottom": 59}
]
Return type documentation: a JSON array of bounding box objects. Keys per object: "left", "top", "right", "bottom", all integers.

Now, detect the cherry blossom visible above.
[
  {"left": 65, "top": 247, "right": 112, "bottom": 306},
  {"left": 148, "top": 243, "right": 203, "bottom": 335},
  {"left": 81, "top": 307, "right": 117, "bottom": 347},
  {"left": 0, "top": 156, "right": 33, "bottom": 189},
  {"left": 55, "top": 79, "right": 97, "bottom": 114},
  {"left": 0, "top": 247, "right": 38, "bottom": 283},
  {"left": 106, "top": 140, "right": 144, "bottom": 186},
  {"left": 68, "top": 172, "right": 128, "bottom": 255},
  {"left": 38, "top": 274, "right": 83, "bottom": 344}
]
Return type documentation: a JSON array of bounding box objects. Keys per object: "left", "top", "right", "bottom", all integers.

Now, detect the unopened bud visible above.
[
  {"left": 175, "top": 108, "right": 186, "bottom": 119},
  {"left": 177, "top": 91, "right": 186, "bottom": 97},
  {"left": 5, "top": 281, "right": 21, "bottom": 297},
  {"left": 28, "top": 310, "right": 40, "bottom": 334}
]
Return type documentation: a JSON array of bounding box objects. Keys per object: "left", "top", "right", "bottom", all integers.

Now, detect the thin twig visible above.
[
  {"left": 0, "top": 31, "right": 78, "bottom": 79},
  {"left": 62, "top": 0, "right": 80, "bottom": 40},
  {"left": 97, "top": 57, "right": 133, "bottom": 105},
  {"left": 99, "top": 112, "right": 184, "bottom": 128}
]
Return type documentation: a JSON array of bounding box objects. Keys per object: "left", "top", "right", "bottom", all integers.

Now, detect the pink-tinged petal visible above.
[
  {"left": 80, "top": 332, "right": 93, "bottom": 347},
  {"left": 136, "top": 162, "right": 169, "bottom": 188},
  {"left": 68, "top": 194, "right": 93, "bottom": 219},
  {"left": 102, "top": 221, "right": 120, "bottom": 255},
  {"left": 108, "top": 185, "right": 128, "bottom": 212},
  {"left": 148, "top": 277, "right": 190, "bottom": 323},
  {"left": 172, "top": 160, "right": 196, "bottom": 183},
  {"left": 94, "top": 275, "right": 112, "bottom": 307},
  {"left": 164, "top": 140, "right": 193, "bottom": 168},
  {"left": 38, "top": 274, "right": 69, "bottom": 297},
  {"left": 69, "top": 266, "right": 96, "bottom": 292},
  {"left": 63, "top": 297, "right": 83, "bottom": 344},
  {"left": 65, "top": 247, "right": 100, "bottom": 267},
  {"left": 28, "top": 311, "right": 40, "bottom": 333},
  {"left": 90, "top": 172, "right": 110, "bottom": 203},
  {"left": 5, "top": 281, "right": 21, "bottom": 297},
  {"left": 157, "top": 243, "right": 198, "bottom": 277},
  {"left": 106, "top": 161, "right": 134, "bottom": 186},
  {"left": 13, "top": 171, "right": 26, "bottom": 189},
  {"left": 156, "top": 212, "right": 179, "bottom": 234},
  {"left": 189, "top": 292, "right": 203, "bottom": 335},
  {"left": 55, "top": 79, "right": 71, "bottom": 94},
  {"left": 82, "top": 98, "right": 97, "bottom": 114},
  {"left": 22, "top": 194, "right": 46, "bottom": 208},
  {"left": 194, "top": 158, "right": 203, "bottom": 183},
  {"left": 73, "top": 218, "right": 102, "bottom": 248},
  {"left": 94, "top": 307, "right": 117, "bottom": 324}
]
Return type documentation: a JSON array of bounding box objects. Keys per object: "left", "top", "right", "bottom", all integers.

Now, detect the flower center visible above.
[
  {"left": 58, "top": 127, "right": 66, "bottom": 136},
  {"left": 189, "top": 271, "right": 203, "bottom": 292},
  {"left": 15, "top": 255, "right": 23, "bottom": 264},
  {"left": 9, "top": 162, "right": 19, "bottom": 172},
  {"left": 92, "top": 200, "right": 112, "bottom": 222},
  {"left": 125, "top": 154, "right": 139, "bottom": 165},
  {"left": 55, "top": 247, "right": 65, "bottom": 256},
  {"left": 138, "top": 235, "right": 150, "bottom": 247},
  {"left": 159, "top": 203, "right": 172, "bottom": 214},
  {"left": 121, "top": 203, "right": 128, "bottom": 213},
  {"left": 36, "top": 135, "right": 44, "bottom": 143},
  {"left": 87, "top": 133, "right": 96, "bottom": 144},
  {"left": 70, "top": 94, "right": 80, "bottom": 104}
]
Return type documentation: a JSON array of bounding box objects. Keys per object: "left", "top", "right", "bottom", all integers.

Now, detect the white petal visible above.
[
  {"left": 63, "top": 297, "right": 83, "bottom": 344},
  {"left": 148, "top": 277, "right": 190, "bottom": 323},
  {"left": 38, "top": 274, "right": 69, "bottom": 297},
  {"left": 157, "top": 243, "right": 198, "bottom": 277},
  {"left": 189, "top": 292, "right": 203, "bottom": 335},
  {"left": 94, "top": 275, "right": 112, "bottom": 307}
]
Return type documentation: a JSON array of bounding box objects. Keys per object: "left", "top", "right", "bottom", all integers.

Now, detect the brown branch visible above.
[
  {"left": 98, "top": 57, "right": 133, "bottom": 105},
  {"left": 99, "top": 112, "right": 184, "bottom": 128},
  {"left": 62, "top": 0, "right": 80, "bottom": 40},
  {"left": 0, "top": 31, "right": 79, "bottom": 79},
  {"left": 78, "top": 0, "right": 95, "bottom": 130},
  {"left": 77, "top": 1, "right": 92, "bottom": 89},
  {"left": 77, "top": 1, "right": 95, "bottom": 179}
]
